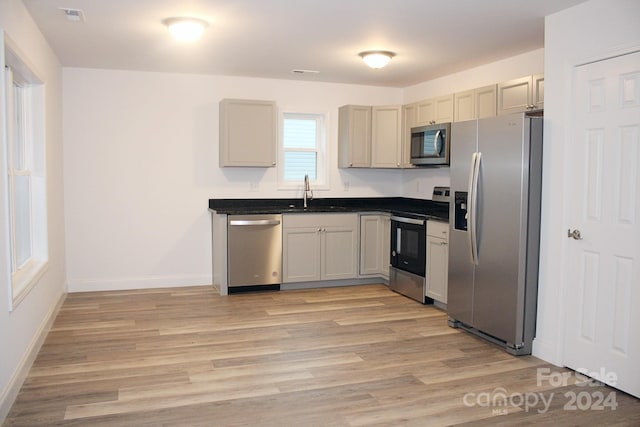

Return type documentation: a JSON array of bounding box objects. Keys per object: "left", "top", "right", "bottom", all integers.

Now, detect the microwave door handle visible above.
[{"left": 433, "top": 130, "right": 442, "bottom": 156}]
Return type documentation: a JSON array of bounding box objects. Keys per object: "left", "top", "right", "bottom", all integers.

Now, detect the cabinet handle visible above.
[{"left": 317, "top": 228, "right": 322, "bottom": 233}]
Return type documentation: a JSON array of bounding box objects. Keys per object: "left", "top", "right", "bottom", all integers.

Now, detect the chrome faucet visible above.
[{"left": 303, "top": 174, "right": 313, "bottom": 208}]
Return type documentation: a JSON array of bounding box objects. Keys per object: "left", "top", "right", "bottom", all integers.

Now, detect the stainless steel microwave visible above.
[{"left": 410, "top": 122, "right": 451, "bottom": 166}]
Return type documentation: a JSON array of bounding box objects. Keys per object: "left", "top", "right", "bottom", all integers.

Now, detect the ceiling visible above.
[{"left": 23, "top": 0, "right": 587, "bottom": 87}]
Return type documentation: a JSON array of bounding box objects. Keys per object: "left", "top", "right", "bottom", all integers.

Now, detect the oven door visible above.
[{"left": 390, "top": 216, "right": 426, "bottom": 277}]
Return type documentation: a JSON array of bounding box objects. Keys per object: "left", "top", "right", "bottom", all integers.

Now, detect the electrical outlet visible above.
[
  {"left": 344, "top": 181, "right": 350, "bottom": 191},
  {"left": 416, "top": 181, "right": 420, "bottom": 193},
  {"left": 249, "top": 182, "right": 259, "bottom": 192}
]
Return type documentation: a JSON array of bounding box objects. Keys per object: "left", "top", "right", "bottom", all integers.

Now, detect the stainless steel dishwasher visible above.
[{"left": 227, "top": 214, "right": 282, "bottom": 292}]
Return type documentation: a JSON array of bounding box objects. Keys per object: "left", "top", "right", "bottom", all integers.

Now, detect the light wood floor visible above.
[{"left": 4, "top": 284, "right": 639, "bottom": 426}]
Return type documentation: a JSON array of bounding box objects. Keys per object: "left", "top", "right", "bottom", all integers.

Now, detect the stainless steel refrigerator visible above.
[{"left": 448, "top": 112, "right": 543, "bottom": 355}]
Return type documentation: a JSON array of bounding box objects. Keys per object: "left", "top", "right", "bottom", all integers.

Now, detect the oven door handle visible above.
[{"left": 391, "top": 216, "right": 425, "bottom": 226}]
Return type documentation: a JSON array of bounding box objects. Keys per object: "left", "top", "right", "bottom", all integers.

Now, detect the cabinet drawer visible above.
[
  {"left": 283, "top": 213, "right": 357, "bottom": 229},
  {"left": 427, "top": 220, "right": 449, "bottom": 240}
]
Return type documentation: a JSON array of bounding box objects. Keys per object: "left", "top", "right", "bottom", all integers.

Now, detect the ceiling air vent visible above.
[{"left": 59, "top": 8, "right": 85, "bottom": 22}]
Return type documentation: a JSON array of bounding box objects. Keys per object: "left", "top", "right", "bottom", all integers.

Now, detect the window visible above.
[
  {"left": 3, "top": 44, "right": 48, "bottom": 310},
  {"left": 279, "top": 112, "right": 327, "bottom": 188}
]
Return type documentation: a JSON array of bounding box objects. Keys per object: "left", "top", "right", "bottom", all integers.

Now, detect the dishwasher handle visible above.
[{"left": 229, "top": 219, "right": 281, "bottom": 226}]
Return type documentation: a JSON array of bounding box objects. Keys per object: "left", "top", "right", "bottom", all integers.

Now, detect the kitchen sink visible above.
[{"left": 283, "top": 205, "right": 349, "bottom": 213}]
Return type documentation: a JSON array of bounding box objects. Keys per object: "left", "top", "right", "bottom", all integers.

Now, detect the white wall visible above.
[
  {"left": 0, "top": 0, "right": 66, "bottom": 420},
  {"left": 63, "top": 69, "right": 404, "bottom": 292},
  {"left": 534, "top": 0, "right": 640, "bottom": 364},
  {"left": 62, "top": 47, "right": 548, "bottom": 293},
  {"left": 400, "top": 49, "right": 545, "bottom": 199}
]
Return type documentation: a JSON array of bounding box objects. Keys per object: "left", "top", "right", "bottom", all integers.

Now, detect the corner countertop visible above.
[{"left": 208, "top": 197, "right": 449, "bottom": 222}]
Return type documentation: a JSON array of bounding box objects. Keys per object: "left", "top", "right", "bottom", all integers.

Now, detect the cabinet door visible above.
[
  {"left": 283, "top": 228, "right": 321, "bottom": 283},
  {"left": 338, "top": 105, "right": 371, "bottom": 168},
  {"left": 426, "top": 236, "right": 448, "bottom": 303},
  {"left": 371, "top": 106, "right": 402, "bottom": 168},
  {"left": 401, "top": 103, "right": 417, "bottom": 168},
  {"left": 532, "top": 74, "right": 544, "bottom": 109},
  {"left": 381, "top": 215, "right": 391, "bottom": 278},
  {"left": 454, "top": 90, "right": 475, "bottom": 122},
  {"left": 219, "top": 99, "right": 276, "bottom": 167},
  {"left": 322, "top": 226, "right": 358, "bottom": 280},
  {"left": 475, "top": 84, "right": 498, "bottom": 119},
  {"left": 434, "top": 94, "right": 454, "bottom": 123},
  {"left": 359, "top": 215, "right": 383, "bottom": 275},
  {"left": 416, "top": 99, "right": 434, "bottom": 126},
  {"left": 497, "top": 76, "right": 533, "bottom": 115}
]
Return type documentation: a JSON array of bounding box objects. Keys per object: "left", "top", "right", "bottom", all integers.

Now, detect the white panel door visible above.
[{"left": 565, "top": 51, "right": 640, "bottom": 398}]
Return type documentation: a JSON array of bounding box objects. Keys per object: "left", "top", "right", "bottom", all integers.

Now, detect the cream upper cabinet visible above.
[
  {"left": 434, "top": 94, "right": 454, "bottom": 123},
  {"left": 532, "top": 73, "right": 544, "bottom": 110},
  {"left": 416, "top": 94, "right": 454, "bottom": 125},
  {"left": 416, "top": 98, "right": 434, "bottom": 125},
  {"left": 401, "top": 103, "right": 417, "bottom": 168},
  {"left": 338, "top": 105, "right": 372, "bottom": 168},
  {"left": 453, "top": 90, "right": 475, "bottom": 122},
  {"left": 283, "top": 213, "right": 358, "bottom": 283},
  {"left": 426, "top": 220, "right": 449, "bottom": 303},
  {"left": 475, "top": 84, "right": 498, "bottom": 119},
  {"left": 339, "top": 104, "right": 402, "bottom": 169},
  {"left": 359, "top": 214, "right": 390, "bottom": 278},
  {"left": 219, "top": 99, "right": 276, "bottom": 167},
  {"left": 454, "top": 85, "right": 497, "bottom": 122},
  {"left": 497, "top": 75, "right": 544, "bottom": 115},
  {"left": 371, "top": 106, "right": 402, "bottom": 168}
]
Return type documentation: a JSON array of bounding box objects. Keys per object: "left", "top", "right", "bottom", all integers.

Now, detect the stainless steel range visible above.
[{"left": 389, "top": 187, "right": 449, "bottom": 303}]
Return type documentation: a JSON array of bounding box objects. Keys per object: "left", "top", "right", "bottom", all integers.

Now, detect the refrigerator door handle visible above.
[
  {"left": 467, "top": 152, "right": 477, "bottom": 264},
  {"left": 468, "top": 152, "right": 482, "bottom": 265}
]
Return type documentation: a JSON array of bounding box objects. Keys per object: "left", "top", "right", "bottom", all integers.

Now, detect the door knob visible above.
[{"left": 567, "top": 229, "right": 582, "bottom": 240}]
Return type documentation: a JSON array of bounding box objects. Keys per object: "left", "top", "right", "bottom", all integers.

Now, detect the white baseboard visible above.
[
  {"left": 67, "top": 275, "right": 212, "bottom": 292},
  {"left": 0, "top": 292, "right": 66, "bottom": 423}
]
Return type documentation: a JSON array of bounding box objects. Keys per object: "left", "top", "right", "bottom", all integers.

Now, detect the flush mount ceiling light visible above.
[
  {"left": 358, "top": 50, "right": 396, "bottom": 69},
  {"left": 163, "top": 17, "right": 209, "bottom": 42}
]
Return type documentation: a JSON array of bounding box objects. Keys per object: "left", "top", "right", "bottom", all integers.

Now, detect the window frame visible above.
[
  {"left": 2, "top": 34, "right": 48, "bottom": 310},
  {"left": 277, "top": 109, "right": 329, "bottom": 190}
]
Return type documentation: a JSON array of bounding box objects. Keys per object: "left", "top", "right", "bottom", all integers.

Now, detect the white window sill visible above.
[{"left": 10, "top": 260, "right": 48, "bottom": 311}]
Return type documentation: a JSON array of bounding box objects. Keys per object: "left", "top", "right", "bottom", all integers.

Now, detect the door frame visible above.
[{"left": 558, "top": 43, "right": 640, "bottom": 366}]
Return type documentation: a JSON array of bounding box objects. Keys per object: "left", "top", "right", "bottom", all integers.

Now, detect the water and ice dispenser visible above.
[{"left": 454, "top": 191, "right": 468, "bottom": 231}]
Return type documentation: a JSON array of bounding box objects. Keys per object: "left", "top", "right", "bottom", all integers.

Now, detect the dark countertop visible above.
[{"left": 209, "top": 197, "right": 449, "bottom": 221}]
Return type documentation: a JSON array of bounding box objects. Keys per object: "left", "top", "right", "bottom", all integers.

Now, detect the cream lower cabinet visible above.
[
  {"left": 359, "top": 214, "right": 390, "bottom": 278},
  {"left": 283, "top": 213, "right": 358, "bottom": 283},
  {"left": 426, "top": 220, "right": 449, "bottom": 303}
]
